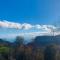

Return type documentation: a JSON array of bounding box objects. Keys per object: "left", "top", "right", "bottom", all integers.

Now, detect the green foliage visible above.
[{"left": 0, "top": 46, "right": 10, "bottom": 54}]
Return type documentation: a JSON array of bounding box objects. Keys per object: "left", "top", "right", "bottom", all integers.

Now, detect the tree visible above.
[
  {"left": 0, "top": 46, "right": 10, "bottom": 60},
  {"left": 33, "top": 48, "right": 44, "bottom": 60},
  {"left": 15, "top": 36, "right": 25, "bottom": 60},
  {"left": 24, "top": 46, "right": 32, "bottom": 60},
  {"left": 44, "top": 44, "right": 57, "bottom": 60},
  {"left": 15, "top": 36, "right": 24, "bottom": 46}
]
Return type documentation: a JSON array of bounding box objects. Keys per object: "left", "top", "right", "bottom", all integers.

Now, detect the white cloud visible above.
[
  {"left": 35, "top": 24, "right": 42, "bottom": 29},
  {"left": 22, "top": 23, "right": 33, "bottom": 30},
  {"left": 42, "top": 25, "right": 56, "bottom": 32},
  {"left": 0, "top": 20, "right": 58, "bottom": 33},
  {"left": 35, "top": 24, "right": 57, "bottom": 33},
  {"left": 0, "top": 20, "right": 22, "bottom": 29}
]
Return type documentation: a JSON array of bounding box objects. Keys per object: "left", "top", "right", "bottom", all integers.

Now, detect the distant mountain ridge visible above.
[
  {"left": 27, "top": 35, "right": 60, "bottom": 47},
  {"left": 0, "top": 39, "right": 15, "bottom": 47},
  {"left": 0, "top": 35, "right": 60, "bottom": 47}
]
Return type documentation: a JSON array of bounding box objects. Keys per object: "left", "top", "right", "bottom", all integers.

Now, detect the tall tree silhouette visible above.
[
  {"left": 15, "top": 36, "right": 24, "bottom": 46},
  {"left": 44, "top": 44, "right": 57, "bottom": 60}
]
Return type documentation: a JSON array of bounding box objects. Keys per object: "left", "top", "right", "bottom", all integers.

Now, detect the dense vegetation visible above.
[{"left": 0, "top": 35, "right": 60, "bottom": 60}]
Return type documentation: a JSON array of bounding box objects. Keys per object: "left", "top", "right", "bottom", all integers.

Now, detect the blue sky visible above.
[
  {"left": 0, "top": 0, "right": 60, "bottom": 39},
  {"left": 0, "top": 0, "right": 60, "bottom": 24}
]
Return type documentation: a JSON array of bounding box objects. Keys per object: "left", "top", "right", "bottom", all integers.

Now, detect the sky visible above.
[
  {"left": 0, "top": 0, "right": 60, "bottom": 39},
  {"left": 0, "top": 0, "right": 60, "bottom": 24}
]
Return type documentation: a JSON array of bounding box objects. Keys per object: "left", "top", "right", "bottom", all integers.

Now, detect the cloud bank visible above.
[{"left": 0, "top": 20, "right": 59, "bottom": 33}]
